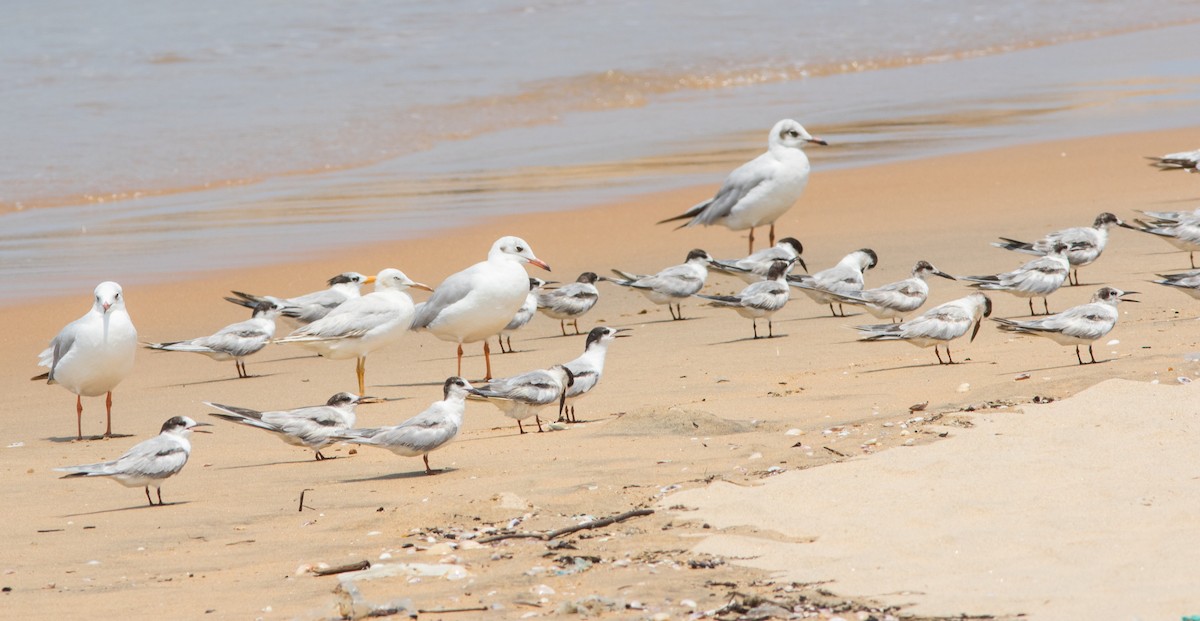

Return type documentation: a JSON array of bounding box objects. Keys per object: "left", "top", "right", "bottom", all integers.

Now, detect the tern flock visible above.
[{"left": 35, "top": 121, "right": 1199, "bottom": 506}]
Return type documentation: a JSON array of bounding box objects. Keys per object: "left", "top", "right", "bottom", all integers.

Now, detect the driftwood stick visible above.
[
  {"left": 477, "top": 509, "right": 654, "bottom": 544},
  {"left": 417, "top": 606, "right": 491, "bottom": 614},
  {"left": 313, "top": 560, "right": 371, "bottom": 576}
]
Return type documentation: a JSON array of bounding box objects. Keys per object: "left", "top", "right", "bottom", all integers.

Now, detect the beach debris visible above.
[
  {"left": 1015, "top": 373, "right": 1031, "bottom": 381},
  {"left": 823, "top": 446, "right": 848, "bottom": 458},
  {"left": 908, "top": 401, "right": 928, "bottom": 413},
  {"left": 956, "top": 382, "right": 971, "bottom": 393},
  {"left": 311, "top": 560, "right": 370, "bottom": 577},
  {"left": 1178, "top": 376, "right": 1192, "bottom": 384},
  {"left": 477, "top": 508, "right": 654, "bottom": 544},
  {"left": 333, "top": 580, "right": 416, "bottom": 620}
]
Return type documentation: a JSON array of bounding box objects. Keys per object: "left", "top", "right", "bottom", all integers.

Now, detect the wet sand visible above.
[{"left": 3, "top": 126, "right": 1200, "bottom": 619}]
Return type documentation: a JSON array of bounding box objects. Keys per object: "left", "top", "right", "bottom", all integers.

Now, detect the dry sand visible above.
[{"left": 3, "top": 126, "right": 1200, "bottom": 620}]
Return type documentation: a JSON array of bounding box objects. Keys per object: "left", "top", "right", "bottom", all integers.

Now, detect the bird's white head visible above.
[
  {"left": 374, "top": 268, "right": 434, "bottom": 293},
  {"left": 490, "top": 236, "right": 551, "bottom": 272},
  {"left": 770, "top": 119, "right": 828, "bottom": 150},
  {"left": 93, "top": 281, "right": 125, "bottom": 314},
  {"left": 162, "top": 416, "right": 213, "bottom": 435}
]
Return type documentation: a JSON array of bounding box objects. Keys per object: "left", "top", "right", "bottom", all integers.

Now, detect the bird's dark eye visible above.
[
  {"left": 516, "top": 246, "right": 524, "bottom": 252},
  {"left": 788, "top": 130, "right": 799, "bottom": 137}
]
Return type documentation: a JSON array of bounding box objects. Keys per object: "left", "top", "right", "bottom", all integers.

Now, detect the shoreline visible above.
[{"left": 5, "top": 126, "right": 1200, "bottom": 619}]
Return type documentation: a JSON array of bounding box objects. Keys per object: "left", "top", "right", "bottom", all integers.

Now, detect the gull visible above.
[
  {"left": 537, "top": 272, "right": 601, "bottom": 335},
  {"left": 657, "top": 119, "right": 828, "bottom": 253},
  {"left": 468, "top": 365, "right": 574, "bottom": 434},
  {"left": 499, "top": 278, "right": 552, "bottom": 353},
  {"left": 991, "top": 213, "right": 1128, "bottom": 285},
  {"left": 1152, "top": 270, "right": 1200, "bottom": 299},
  {"left": 1126, "top": 218, "right": 1200, "bottom": 268},
  {"left": 856, "top": 293, "right": 993, "bottom": 365},
  {"left": 708, "top": 237, "right": 808, "bottom": 284},
  {"left": 821, "top": 260, "right": 955, "bottom": 322},
  {"left": 961, "top": 243, "right": 1070, "bottom": 315},
  {"left": 559, "top": 326, "right": 629, "bottom": 422},
  {"left": 992, "top": 287, "right": 1136, "bottom": 365},
  {"left": 412, "top": 236, "right": 551, "bottom": 380},
  {"left": 696, "top": 259, "right": 793, "bottom": 338},
  {"left": 607, "top": 249, "right": 714, "bottom": 320},
  {"left": 1146, "top": 148, "right": 1200, "bottom": 170},
  {"left": 205, "top": 392, "right": 364, "bottom": 461},
  {"left": 333, "top": 377, "right": 476, "bottom": 474},
  {"left": 145, "top": 301, "right": 280, "bottom": 378},
  {"left": 787, "top": 248, "right": 878, "bottom": 317},
  {"left": 276, "top": 268, "right": 431, "bottom": 395},
  {"left": 56, "top": 416, "right": 211, "bottom": 506},
  {"left": 34, "top": 281, "right": 137, "bottom": 440},
  {"left": 228, "top": 272, "right": 372, "bottom": 328}
]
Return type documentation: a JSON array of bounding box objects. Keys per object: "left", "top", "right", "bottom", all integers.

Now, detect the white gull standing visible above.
[
  {"left": 34, "top": 281, "right": 138, "bottom": 440},
  {"left": 275, "top": 268, "right": 430, "bottom": 395},
  {"left": 607, "top": 249, "right": 714, "bottom": 320},
  {"left": 333, "top": 377, "right": 476, "bottom": 475},
  {"left": 205, "top": 392, "right": 364, "bottom": 461},
  {"left": 56, "top": 416, "right": 211, "bottom": 506},
  {"left": 991, "top": 213, "right": 1128, "bottom": 286},
  {"left": 146, "top": 301, "right": 280, "bottom": 378},
  {"left": 992, "top": 286, "right": 1137, "bottom": 365},
  {"left": 856, "top": 293, "right": 993, "bottom": 365},
  {"left": 658, "top": 119, "right": 827, "bottom": 253},
  {"left": 411, "top": 236, "right": 550, "bottom": 380}
]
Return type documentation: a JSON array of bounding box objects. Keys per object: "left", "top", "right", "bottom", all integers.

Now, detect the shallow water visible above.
[{"left": 3, "top": 2, "right": 1200, "bottom": 301}]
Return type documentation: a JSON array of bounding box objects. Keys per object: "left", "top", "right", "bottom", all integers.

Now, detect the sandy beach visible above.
[{"left": 4, "top": 125, "right": 1200, "bottom": 620}]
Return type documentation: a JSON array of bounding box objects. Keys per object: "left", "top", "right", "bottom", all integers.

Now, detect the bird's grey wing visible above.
[
  {"left": 42, "top": 320, "right": 81, "bottom": 379},
  {"left": 196, "top": 321, "right": 272, "bottom": 356},
  {"left": 111, "top": 437, "right": 189, "bottom": 479},
  {"left": 739, "top": 282, "right": 789, "bottom": 311},
  {"left": 411, "top": 272, "right": 473, "bottom": 330},
  {"left": 643, "top": 265, "right": 704, "bottom": 294},
  {"left": 289, "top": 296, "right": 395, "bottom": 340},
  {"left": 690, "top": 162, "right": 770, "bottom": 226},
  {"left": 481, "top": 371, "right": 559, "bottom": 405},
  {"left": 902, "top": 305, "right": 971, "bottom": 340}
]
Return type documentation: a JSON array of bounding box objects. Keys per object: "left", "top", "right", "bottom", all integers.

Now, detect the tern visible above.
[
  {"left": 206, "top": 392, "right": 364, "bottom": 460},
  {"left": 146, "top": 301, "right": 280, "bottom": 378},
  {"left": 696, "top": 259, "right": 793, "bottom": 338},
  {"left": 469, "top": 365, "right": 574, "bottom": 434},
  {"left": 992, "top": 213, "right": 1128, "bottom": 285},
  {"left": 708, "top": 237, "right": 807, "bottom": 284},
  {"left": 856, "top": 293, "right": 993, "bottom": 365},
  {"left": 607, "top": 249, "right": 714, "bottom": 320},
  {"left": 992, "top": 287, "right": 1137, "bottom": 364},
  {"left": 821, "top": 260, "right": 954, "bottom": 322},
  {"left": 962, "top": 243, "right": 1070, "bottom": 315},
  {"left": 537, "top": 272, "right": 601, "bottom": 336},
  {"left": 787, "top": 248, "right": 879, "bottom": 317},
  {"left": 499, "top": 278, "right": 552, "bottom": 353},
  {"left": 228, "top": 272, "right": 372, "bottom": 327},
  {"left": 559, "top": 327, "right": 629, "bottom": 422}
]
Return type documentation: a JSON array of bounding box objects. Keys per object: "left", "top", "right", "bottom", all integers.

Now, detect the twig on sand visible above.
[
  {"left": 313, "top": 560, "right": 371, "bottom": 576},
  {"left": 417, "top": 606, "right": 491, "bottom": 614},
  {"left": 823, "top": 446, "right": 848, "bottom": 457},
  {"left": 478, "top": 509, "right": 655, "bottom": 544}
]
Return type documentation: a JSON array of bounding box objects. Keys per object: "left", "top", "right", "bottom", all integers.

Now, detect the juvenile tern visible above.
[
  {"left": 34, "top": 281, "right": 137, "bottom": 440},
  {"left": 658, "top": 119, "right": 828, "bottom": 253},
  {"left": 708, "top": 237, "right": 807, "bottom": 284},
  {"left": 608, "top": 249, "right": 714, "bottom": 320},
  {"left": 559, "top": 326, "right": 629, "bottom": 422},
  {"left": 468, "top": 365, "right": 574, "bottom": 434},
  {"left": 961, "top": 243, "right": 1070, "bottom": 315},
  {"left": 228, "top": 272, "right": 372, "bottom": 327},
  {"left": 146, "top": 301, "right": 280, "bottom": 378},
  {"left": 411, "top": 236, "right": 550, "bottom": 380},
  {"left": 537, "top": 272, "right": 601, "bottom": 335},
  {"left": 499, "top": 278, "right": 552, "bottom": 353},
  {"left": 696, "top": 259, "right": 793, "bottom": 338},
  {"left": 1127, "top": 218, "right": 1200, "bottom": 268},
  {"left": 822, "top": 260, "right": 954, "bottom": 322},
  {"left": 992, "top": 286, "right": 1136, "bottom": 365},
  {"left": 1146, "top": 148, "right": 1200, "bottom": 170},
  {"left": 333, "top": 377, "right": 476, "bottom": 474},
  {"left": 1152, "top": 270, "right": 1200, "bottom": 299},
  {"left": 856, "top": 293, "right": 993, "bottom": 365},
  {"left": 787, "top": 248, "right": 878, "bottom": 317},
  {"left": 276, "top": 268, "right": 430, "bottom": 395},
  {"left": 991, "top": 213, "right": 1127, "bottom": 285},
  {"left": 56, "top": 416, "right": 211, "bottom": 506},
  {"left": 205, "top": 392, "right": 364, "bottom": 460}
]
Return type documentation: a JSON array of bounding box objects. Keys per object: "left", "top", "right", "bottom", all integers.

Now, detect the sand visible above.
[{"left": 3, "top": 126, "right": 1200, "bottom": 620}]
